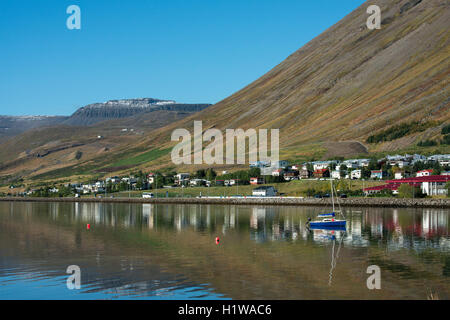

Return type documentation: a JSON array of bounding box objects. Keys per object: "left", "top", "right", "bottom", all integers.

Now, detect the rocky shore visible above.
[{"left": 1, "top": 196, "right": 449, "bottom": 208}]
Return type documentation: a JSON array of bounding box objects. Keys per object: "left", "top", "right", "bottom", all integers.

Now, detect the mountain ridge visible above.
[{"left": 0, "top": 0, "right": 449, "bottom": 184}]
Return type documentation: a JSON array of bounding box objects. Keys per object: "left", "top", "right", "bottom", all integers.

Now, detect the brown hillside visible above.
[{"left": 1, "top": 0, "right": 449, "bottom": 182}]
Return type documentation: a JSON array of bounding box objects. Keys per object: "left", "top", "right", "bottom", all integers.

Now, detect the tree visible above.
[
  {"left": 368, "top": 158, "right": 379, "bottom": 170},
  {"left": 194, "top": 169, "right": 206, "bottom": 179},
  {"left": 397, "top": 184, "right": 425, "bottom": 198},
  {"left": 248, "top": 167, "right": 261, "bottom": 178},
  {"left": 361, "top": 167, "right": 371, "bottom": 179},
  {"left": 205, "top": 168, "right": 217, "bottom": 181},
  {"left": 339, "top": 164, "right": 347, "bottom": 179},
  {"left": 432, "top": 161, "right": 442, "bottom": 175},
  {"left": 397, "top": 184, "right": 414, "bottom": 198},
  {"left": 136, "top": 178, "right": 143, "bottom": 190}
]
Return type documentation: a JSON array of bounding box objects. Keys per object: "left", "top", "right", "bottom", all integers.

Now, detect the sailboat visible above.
[{"left": 308, "top": 177, "right": 346, "bottom": 230}]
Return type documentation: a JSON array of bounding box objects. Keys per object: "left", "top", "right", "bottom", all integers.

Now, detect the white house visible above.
[
  {"left": 252, "top": 186, "right": 277, "bottom": 197},
  {"left": 394, "top": 172, "right": 404, "bottom": 180},
  {"left": 416, "top": 169, "right": 433, "bottom": 177},
  {"left": 272, "top": 168, "right": 284, "bottom": 176},
  {"left": 174, "top": 173, "right": 190, "bottom": 185},
  {"left": 331, "top": 170, "right": 341, "bottom": 179},
  {"left": 421, "top": 181, "right": 448, "bottom": 196},
  {"left": 189, "top": 179, "right": 205, "bottom": 187},
  {"left": 351, "top": 170, "right": 362, "bottom": 179}
]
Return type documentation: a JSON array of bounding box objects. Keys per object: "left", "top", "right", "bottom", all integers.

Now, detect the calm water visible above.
[{"left": 0, "top": 201, "right": 449, "bottom": 300}]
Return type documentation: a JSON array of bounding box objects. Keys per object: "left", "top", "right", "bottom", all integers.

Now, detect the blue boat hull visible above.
[{"left": 309, "top": 221, "right": 346, "bottom": 230}]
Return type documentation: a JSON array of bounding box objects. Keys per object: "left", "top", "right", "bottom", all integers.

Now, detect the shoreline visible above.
[{"left": 1, "top": 196, "right": 449, "bottom": 208}]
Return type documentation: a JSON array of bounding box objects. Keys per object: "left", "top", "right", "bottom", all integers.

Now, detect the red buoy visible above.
[
  {"left": 215, "top": 237, "right": 220, "bottom": 245},
  {"left": 87, "top": 224, "right": 90, "bottom": 230}
]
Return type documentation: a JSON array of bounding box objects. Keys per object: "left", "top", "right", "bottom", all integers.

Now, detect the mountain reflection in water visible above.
[{"left": 0, "top": 201, "right": 449, "bottom": 299}]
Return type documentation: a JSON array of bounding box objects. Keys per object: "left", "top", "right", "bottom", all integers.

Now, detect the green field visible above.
[{"left": 111, "top": 148, "right": 171, "bottom": 167}]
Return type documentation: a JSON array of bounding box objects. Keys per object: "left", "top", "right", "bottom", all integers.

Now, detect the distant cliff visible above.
[
  {"left": 63, "top": 98, "right": 211, "bottom": 126},
  {"left": 0, "top": 115, "right": 69, "bottom": 142}
]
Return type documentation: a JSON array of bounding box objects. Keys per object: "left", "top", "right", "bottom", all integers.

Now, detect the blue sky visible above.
[{"left": 0, "top": 0, "right": 365, "bottom": 116}]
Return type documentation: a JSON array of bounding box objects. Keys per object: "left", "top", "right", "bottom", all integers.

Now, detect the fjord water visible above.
[{"left": 0, "top": 201, "right": 449, "bottom": 300}]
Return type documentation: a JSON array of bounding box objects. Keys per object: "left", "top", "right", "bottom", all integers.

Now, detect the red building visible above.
[{"left": 363, "top": 175, "right": 449, "bottom": 196}]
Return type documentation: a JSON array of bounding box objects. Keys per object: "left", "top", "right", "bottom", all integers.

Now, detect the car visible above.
[
  {"left": 142, "top": 192, "right": 154, "bottom": 199},
  {"left": 340, "top": 194, "right": 348, "bottom": 198}
]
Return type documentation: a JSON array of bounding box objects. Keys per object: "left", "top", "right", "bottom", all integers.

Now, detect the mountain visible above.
[
  {"left": 130, "top": 0, "right": 449, "bottom": 166},
  {"left": 0, "top": 99, "right": 211, "bottom": 183},
  {"left": 0, "top": 115, "right": 69, "bottom": 143},
  {"left": 0, "top": 0, "right": 449, "bottom": 185},
  {"left": 63, "top": 98, "right": 211, "bottom": 126}
]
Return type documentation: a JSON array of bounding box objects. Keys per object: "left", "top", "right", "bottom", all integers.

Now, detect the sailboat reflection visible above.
[{"left": 308, "top": 225, "right": 345, "bottom": 286}]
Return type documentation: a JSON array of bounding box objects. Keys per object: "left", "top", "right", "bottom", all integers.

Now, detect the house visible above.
[
  {"left": 271, "top": 160, "right": 289, "bottom": 168},
  {"left": 370, "top": 170, "right": 385, "bottom": 180},
  {"left": 298, "top": 169, "right": 311, "bottom": 179},
  {"left": 421, "top": 179, "right": 448, "bottom": 196},
  {"left": 394, "top": 171, "right": 411, "bottom": 180},
  {"left": 252, "top": 186, "right": 277, "bottom": 197},
  {"left": 313, "top": 169, "right": 330, "bottom": 178},
  {"left": 190, "top": 179, "right": 205, "bottom": 187},
  {"left": 106, "top": 176, "right": 121, "bottom": 184},
  {"left": 250, "top": 177, "right": 264, "bottom": 185},
  {"left": 147, "top": 173, "right": 156, "bottom": 184},
  {"left": 229, "top": 179, "right": 240, "bottom": 185},
  {"left": 342, "top": 159, "right": 369, "bottom": 169},
  {"left": 283, "top": 171, "right": 299, "bottom": 181},
  {"left": 249, "top": 161, "right": 270, "bottom": 168},
  {"left": 174, "top": 173, "right": 190, "bottom": 185},
  {"left": 427, "top": 154, "right": 450, "bottom": 166},
  {"left": 49, "top": 187, "right": 59, "bottom": 193},
  {"left": 351, "top": 170, "right": 362, "bottom": 180},
  {"left": 331, "top": 170, "right": 341, "bottom": 179},
  {"left": 312, "top": 161, "right": 331, "bottom": 171},
  {"left": 416, "top": 169, "right": 433, "bottom": 177},
  {"left": 272, "top": 168, "right": 284, "bottom": 176}
]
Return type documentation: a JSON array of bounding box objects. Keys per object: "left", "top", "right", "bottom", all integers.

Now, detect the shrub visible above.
[
  {"left": 441, "top": 124, "right": 450, "bottom": 135},
  {"left": 367, "top": 121, "right": 436, "bottom": 143},
  {"left": 442, "top": 134, "right": 450, "bottom": 145},
  {"left": 417, "top": 139, "right": 438, "bottom": 147}
]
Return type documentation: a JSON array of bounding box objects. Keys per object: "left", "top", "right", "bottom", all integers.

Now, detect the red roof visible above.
[
  {"left": 314, "top": 169, "right": 329, "bottom": 173},
  {"left": 364, "top": 175, "right": 449, "bottom": 191},
  {"left": 387, "top": 175, "right": 449, "bottom": 183}
]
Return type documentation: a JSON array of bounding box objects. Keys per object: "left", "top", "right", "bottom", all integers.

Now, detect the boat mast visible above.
[{"left": 330, "top": 176, "right": 335, "bottom": 213}]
